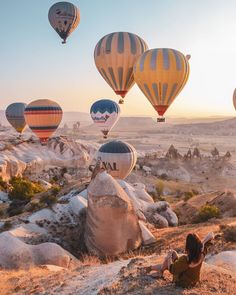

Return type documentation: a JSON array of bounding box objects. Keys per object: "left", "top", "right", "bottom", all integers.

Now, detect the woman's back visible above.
[{"left": 170, "top": 254, "right": 204, "bottom": 288}]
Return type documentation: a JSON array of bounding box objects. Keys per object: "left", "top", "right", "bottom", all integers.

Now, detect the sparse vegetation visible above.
[
  {"left": 183, "top": 191, "right": 194, "bottom": 202},
  {"left": 8, "top": 177, "right": 44, "bottom": 201},
  {"left": 221, "top": 225, "right": 236, "bottom": 242},
  {"left": 40, "top": 194, "right": 57, "bottom": 206},
  {"left": 195, "top": 205, "right": 220, "bottom": 223},
  {"left": 155, "top": 180, "right": 164, "bottom": 197},
  {"left": 27, "top": 200, "right": 44, "bottom": 212},
  {"left": 0, "top": 221, "right": 12, "bottom": 233}
]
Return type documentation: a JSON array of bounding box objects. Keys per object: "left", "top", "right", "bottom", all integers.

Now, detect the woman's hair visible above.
[{"left": 185, "top": 233, "right": 203, "bottom": 264}]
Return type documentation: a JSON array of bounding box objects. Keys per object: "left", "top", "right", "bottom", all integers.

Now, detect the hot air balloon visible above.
[
  {"left": 233, "top": 89, "right": 236, "bottom": 110},
  {"left": 24, "top": 99, "right": 63, "bottom": 144},
  {"left": 48, "top": 1, "right": 80, "bottom": 44},
  {"left": 94, "top": 32, "right": 148, "bottom": 104},
  {"left": 5, "top": 102, "right": 27, "bottom": 134},
  {"left": 134, "top": 48, "right": 190, "bottom": 122},
  {"left": 96, "top": 140, "right": 137, "bottom": 179},
  {"left": 90, "top": 99, "right": 120, "bottom": 139}
]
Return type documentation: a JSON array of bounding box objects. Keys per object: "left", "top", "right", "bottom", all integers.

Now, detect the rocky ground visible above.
[{"left": 0, "top": 219, "right": 235, "bottom": 295}]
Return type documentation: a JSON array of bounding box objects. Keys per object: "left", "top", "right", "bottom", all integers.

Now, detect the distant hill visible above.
[
  {"left": 149, "top": 117, "right": 236, "bottom": 136},
  {"left": 0, "top": 110, "right": 92, "bottom": 128},
  {"left": 113, "top": 117, "right": 158, "bottom": 131}
]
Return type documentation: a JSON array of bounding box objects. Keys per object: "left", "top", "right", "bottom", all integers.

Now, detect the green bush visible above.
[
  {"left": 196, "top": 205, "right": 220, "bottom": 222},
  {"left": 9, "top": 177, "right": 44, "bottom": 201},
  {"left": 0, "top": 177, "right": 7, "bottom": 190}
]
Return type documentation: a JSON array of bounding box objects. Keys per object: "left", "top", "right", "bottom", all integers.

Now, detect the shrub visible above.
[
  {"left": 0, "top": 220, "right": 12, "bottom": 233},
  {"left": 155, "top": 180, "right": 164, "bottom": 197},
  {"left": 196, "top": 205, "right": 220, "bottom": 223},
  {"left": 0, "top": 208, "right": 4, "bottom": 218},
  {"left": 9, "top": 177, "right": 44, "bottom": 201},
  {"left": 7, "top": 200, "right": 26, "bottom": 216},
  {"left": 40, "top": 194, "right": 57, "bottom": 206},
  {"left": 221, "top": 225, "right": 236, "bottom": 242},
  {"left": 0, "top": 177, "right": 7, "bottom": 190},
  {"left": 51, "top": 185, "right": 61, "bottom": 196},
  {"left": 27, "top": 201, "right": 44, "bottom": 212},
  {"left": 184, "top": 191, "right": 194, "bottom": 202}
]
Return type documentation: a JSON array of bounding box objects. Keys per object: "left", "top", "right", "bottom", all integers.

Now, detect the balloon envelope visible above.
[
  {"left": 233, "top": 89, "right": 236, "bottom": 110},
  {"left": 94, "top": 32, "right": 148, "bottom": 103},
  {"left": 5, "top": 102, "right": 27, "bottom": 133},
  {"left": 48, "top": 1, "right": 80, "bottom": 43},
  {"left": 24, "top": 99, "right": 63, "bottom": 143},
  {"left": 96, "top": 140, "right": 137, "bottom": 179},
  {"left": 134, "top": 48, "right": 190, "bottom": 118},
  {"left": 90, "top": 99, "right": 120, "bottom": 138}
]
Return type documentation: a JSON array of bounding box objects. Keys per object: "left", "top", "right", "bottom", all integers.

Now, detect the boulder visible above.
[
  {"left": 0, "top": 232, "right": 76, "bottom": 269},
  {"left": 85, "top": 171, "right": 142, "bottom": 256}
]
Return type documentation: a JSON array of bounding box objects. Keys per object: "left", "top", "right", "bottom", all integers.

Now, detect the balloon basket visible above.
[
  {"left": 157, "top": 117, "right": 165, "bottom": 123},
  {"left": 119, "top": 99, "right": 124, "bottom": 104}
]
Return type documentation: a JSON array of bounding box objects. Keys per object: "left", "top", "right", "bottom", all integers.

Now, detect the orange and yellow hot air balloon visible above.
[
  {"left": 134, "top": 48, "right": 190, "bottom": 122},
  {"left": 24, "top": 99, "right": 63, "bottom": 144},
  {"left": 94, "top": 32, "right": 148, "bottom": 104}
]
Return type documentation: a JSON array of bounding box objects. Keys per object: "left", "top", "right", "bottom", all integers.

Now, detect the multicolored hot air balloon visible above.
[
  {"left": 5, "top": 102, "right": 27, "bottom": 134},
  {"left": 134, "top": 48, "right": 190, "bottom": 122},
  {"left": 90, "top": 99, "right": 120, "bottom": 139},
  {"left": 233, "top": 89, "right": 236, "bottom": 111},
  {"left": 24, "top": 99, "right": 63, "bottom": 144},
  {"left": 94, "top": 32, "right": 148, "bottom": 104},
  {"left": 48, "top": 1, "right": 80, "bottom": 44},
  {"left": 96, "top": 140, "right": 137, "bottom": 179}
]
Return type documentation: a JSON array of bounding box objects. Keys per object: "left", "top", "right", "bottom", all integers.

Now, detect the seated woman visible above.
[{"left": 145, "top": 232, "right": 214, "bottom": 288}]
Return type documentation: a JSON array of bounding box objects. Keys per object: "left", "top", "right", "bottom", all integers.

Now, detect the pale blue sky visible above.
[{"left": 0, "top": 0, "right": 236, "bottom": 117}]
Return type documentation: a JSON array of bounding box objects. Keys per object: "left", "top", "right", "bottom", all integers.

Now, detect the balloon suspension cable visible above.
[
  {"left": 119, "top": 99, "right": 124, "bottom": 104},
  {"left": 157, "top": 116, "right": 165, "bottom": 123}
]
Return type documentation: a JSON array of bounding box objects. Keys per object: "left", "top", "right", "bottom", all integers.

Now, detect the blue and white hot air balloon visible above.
[
  {"left": 90, "top": 99, "right": 120, "bottom": 138},
  {"left": 96, "top": 140, "right": 137, "bottom": 179}
]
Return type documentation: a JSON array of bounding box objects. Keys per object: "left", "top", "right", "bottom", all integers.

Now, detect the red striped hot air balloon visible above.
[
  {"left": 24, "top": 99, "right": 63, "bottom": 144},
  {"left": 94, "top": 32, "right": 148, "bottom": 104}
]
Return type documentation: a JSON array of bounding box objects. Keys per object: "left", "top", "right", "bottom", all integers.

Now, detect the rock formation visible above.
[
  {"left": 0, "top": 137, "right": 97, "bottom": 181},
  {"left": 85, "top": 171, "right": 142, "bottom": 256},
  {"left": 0, "top": 232, "right": 76, "bottom": 269},
  {"left": 165, "top": 145, "right": 182, "bottom": 160}
]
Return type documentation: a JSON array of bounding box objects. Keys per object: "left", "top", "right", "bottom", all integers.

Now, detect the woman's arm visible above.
[
  {"left": 202, "top": 232, "right": 215, "bottom": 255},
  {"left": 202, "top": 232, "right": 215, "bottom": 246}
]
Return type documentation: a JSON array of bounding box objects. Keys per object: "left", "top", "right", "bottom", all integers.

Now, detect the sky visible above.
[{"left": 0, "top": 0, "right": 236, "bottom": 118}]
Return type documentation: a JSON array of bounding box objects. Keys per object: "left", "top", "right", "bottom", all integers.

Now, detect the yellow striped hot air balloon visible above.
[
  {"left": 48, "top": 1, "right": 80, "bottom": 44},
  {"left": 134, "top": 48, "right": 190, "bottom": 122},
  {"left": 94, "top": 32, "right": 148, "bottom": 104},
  {"left": 24, "top": 99, "right": 63, "bottom": 144}
]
